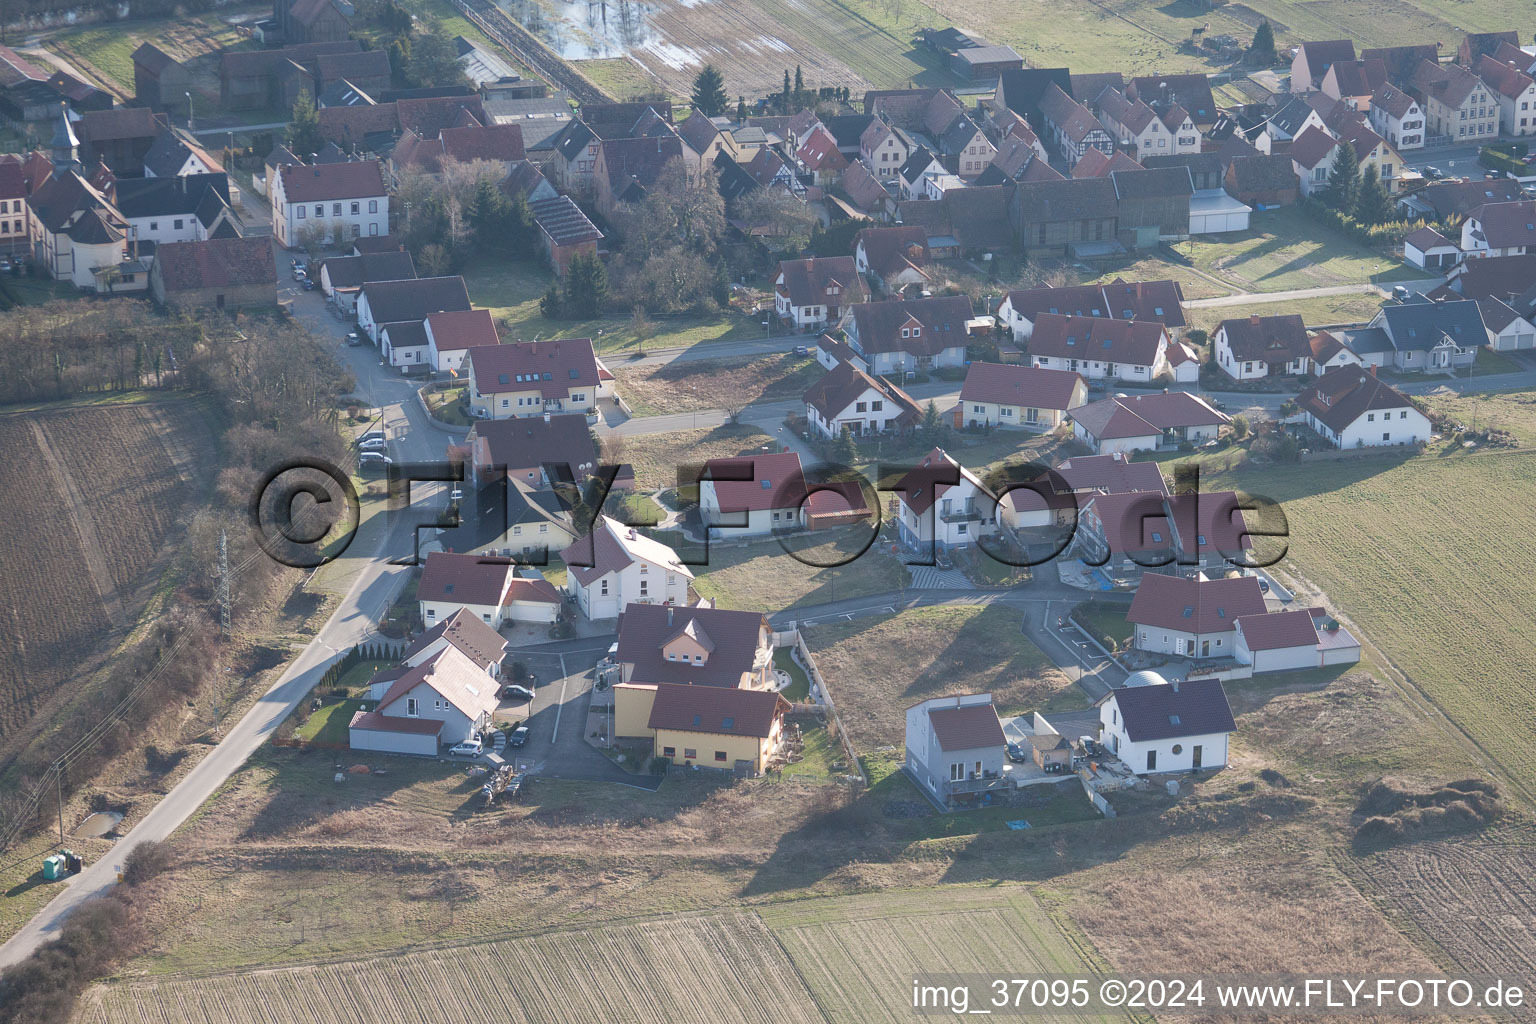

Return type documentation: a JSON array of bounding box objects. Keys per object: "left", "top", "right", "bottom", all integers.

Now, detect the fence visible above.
[
  {"left": 1079, "top": 774, "right": 1116, "bottom": 818},
  {"left": 1299, "top": 440, "right": 1426, "bottom": 462},
  {"left": 776, "top": 630, "right": 866, "bottom": 786}
]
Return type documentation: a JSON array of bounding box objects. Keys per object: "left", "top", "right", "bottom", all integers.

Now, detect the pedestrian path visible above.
[{"left": 907, "top": 565, "right": 973, "bottom": 589}]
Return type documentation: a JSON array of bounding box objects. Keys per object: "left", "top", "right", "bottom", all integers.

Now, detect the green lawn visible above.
[
  {"left": 774, "top": 646, "right": 811, "bottom": 702},
  {"left": 776, "top": 717, "right": 840, "bottom": 781},
  {"left": 461, "top": 257, "right": 760, "bottom": 356},
  {"left": 295, "top": 699, "right": 367, "bottom": 745},
  {"left": 333, "top": 659, "right": 394, "bottom": 696},
  {"left": 1187, "top": 293, "right": 1388, "bottom": 335},
  {"left": 425, "top": 385, "right": 472, "bottom": 426},
  {"left": 571, "top": 57, "right": 663, "bottom": 101},
  {"left": 691, "top": 531, "right": 907, "bottom": 611},
  {"left": 1070, "top": 597, "right": 1134, "bottom": 649},
  {"left": 44, "top": 4, "right": 260, "bottom": 95},
  {"left": 1170, "top": 211, "right": 1419, "bottom": 294}
]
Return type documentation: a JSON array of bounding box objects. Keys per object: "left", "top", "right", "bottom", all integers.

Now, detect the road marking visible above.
[{"left": 550, "top": 653, "right": 569, "bottom": 741}]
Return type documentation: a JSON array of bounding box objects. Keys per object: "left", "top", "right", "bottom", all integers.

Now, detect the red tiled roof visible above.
[
  {"left": 1126, "top": 573, "right": 1267, "bottom": 633},
  {"left": 894, "top": 447, "right": 992, "bottom": 516},
  {"left": 959, "top": 362, "right": 1084, "bottom": 410},
  {"left": 277, "top": 159, "right": 385, "bottom": 202},
  {"left": 1235, "top": 609, "right": 1320, "bottom": 651},
  {"left": 647, "top": 681, "right": 788, "bottom": 738},
  {"left": 401, "top": 607, "right": 508, "bottom": 671},
  {"left": 418, "top": 551, "right": 515, "bottom": 606},
  {"left": 926, "top": 699, "right": 1005, "bottom": 751},
  {"left": 349, "top": 710, "right": 443, "bottom": 735},
  {"left": 1296, "top": 365, "right": 1419, "bottom": 433},
  {"left": 1029, "top": 313, "right": 1168, "bottom": 367},
  {"left": 426, "top": 309, "right": 499, "bottom": 353},
  {"left": 1068, "top": 392, "right": 1227, "bottom": 440},
  {"left": 1218, "top": 313, "right": 1310, "bottom": 363},
  {"left": 702, "top": 452, "right": 807, "bottom": 513},
  {"left": 154, "top": 235, "right": 276, "bottom": 292},
  {"left": 775, "top": 256, "right": 865, "bottom": 309},
  {"left": 619, "top": 604, "right": 766, "bottom": 687},
  {"left": 468, "top": 337, "right": 602, "bottom": 397}
]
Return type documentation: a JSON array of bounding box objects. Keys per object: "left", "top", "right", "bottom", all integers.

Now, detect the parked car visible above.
[
  {"left": 302, "top": 278, "right": 317, "bottom": 291},
  {"left": 358, "top": 429, "right": 386, "bottom": 443},
  {"left": 793, "top": 345, "right": 810, "bottom": 356},
  {"left": 1486, "top": 169, "right": 1506, "bottom": 180},
  {"left": 508, "top": 725, "right": 529, "bottom": 747},
  {"left": 345, "top": 332, "right": 364, "bottom": 346},
  {"left": 1393, "top": 284, "right": 1411, "bottom": 301},
  {"left": 1006, "top": 741, "right": 1027, "bottom": 763},
  {"left": 449, "top": 738, "right": 482, "bottom": 757},
  {"left": 1424, "top": 165, "right": 1444, "bottom": 180},
  {"left": 501, "top": 684, "right": 535, "bottom": 702},
  {"left": 358, "top": 451, "right": 392, "bottom": 467},
  {"left": 357, "top": 437, "right": 387, "bottom": 451}
]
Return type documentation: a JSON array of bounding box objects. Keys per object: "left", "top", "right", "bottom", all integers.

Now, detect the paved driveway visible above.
[{"left": 501, "top": 640, "right": 662, "bottom": 790}]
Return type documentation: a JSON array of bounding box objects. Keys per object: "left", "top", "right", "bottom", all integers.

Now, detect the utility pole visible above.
[
  {"left": 217, "top": 529, "right": 231, "bottom": 638},
  {"left": 54, "top": 760, "right": 64, "bottom": 848}
]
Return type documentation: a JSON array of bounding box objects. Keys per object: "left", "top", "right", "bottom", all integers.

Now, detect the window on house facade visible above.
[
  {"left": 683, "top": 748, "right": 697, "bottom": 759},
  {"left": 662, "top": 746, "right": 676, "bottom": 757}
]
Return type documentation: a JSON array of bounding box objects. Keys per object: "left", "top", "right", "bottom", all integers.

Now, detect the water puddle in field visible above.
[
  {"left": 500, "top": 0, "right": 668, "bottom": 61},
  {"left": 73, "top": 811, "right": 123, "bottom": 838}
]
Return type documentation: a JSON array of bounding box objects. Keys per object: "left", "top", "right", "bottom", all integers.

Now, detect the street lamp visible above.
[{"left": 186, "top": 92, "right": 194, "bottom": 132}]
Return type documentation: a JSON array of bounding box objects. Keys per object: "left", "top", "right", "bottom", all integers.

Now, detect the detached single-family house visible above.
[
  {"left": 904, "top": 693, "right": 1008, "bottom": 807},
  {"left": 854, "top": 225, "right": 930, "bottom": 295},
  {"left": 1073, "top": 490, "right": 1250, "bottom": 573},
  {"left": 613, "top": 603, "right": 774, "bottom": 689},
  {"left": 1306, "top": 330, "right": 1366, "bottom": 374},
  {"left": 1026, "top": 313, "right": 1171, "bottom": 382},
  {"left": 997, "top": 279, "right": 1185, "bottom": 341},
  {"left": 1295, "top": 365, "right": 1432, "bottom": 448},
  {"left": 465, "top": 412, "right": 603, "bottom": 492},
  {"left": 1213, "top": 313, "right": 1312, "bottom": 379},
  {"left": 802, "top": 359, "right": 923, "bottom": 438},
  {"left": 561, "top": 516, "right": 691, "bottom": 620},
  {"left": 1099, "top": 674, "right": 1234, "bottom": 774},
  {"left": 613, "top": 682, "right": 789, "bottom": 774},
  {"left": 1462, "top": 200, "right": 1536, "bottom": 258},
  {"left": 466, "top": 337, "right": 611, "bottom": 419},
  {"left": 1067, "top": 392, "right": 1229, "bottom": 455},
  {"left": 953, "top": 362, "right": 1087, "bottom": 430},
  {"left": 1126, "top": 571, "right": 1268, "bottom": 659},
  {"left": 399, "top": 608, "right": 509, "bottom": 679},
  {"left": 417, "top": 551, "right": 560, "bottom": 627},
  {"left": 699, "top": 451, "right": 811, "bottom": 537},
  {"left": 1344, "top": 297, "right": 1482, "bottom": 371},
  {"left": 843, "top": 295, "right": 973, "bottom": 376},
  {"left": 1233, "top": 608, "right": 1362, "bottom": 672},
  {"left": 892, "top": 447, "right": 999, "bottom": 553},
  {"left": 348, "top": 644, "right": 499, "bottom": 756},
  {"left": 774, "top": 256, "right": 867, "bottom": 329},
  {"left": 270, "top": 159, "right": 389, "bottom": 248}
]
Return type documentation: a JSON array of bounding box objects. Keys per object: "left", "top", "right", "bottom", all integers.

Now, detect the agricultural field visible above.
[
  {"left": 77, "top": 912, "right": 827, "bottom": 1024},
  {"left": 759, "top": 886, "right": 1128, "bottom": 1024},
  {"left": 1202, "top": 448, "right": 1536, "bottom": 805},
  {"left": 805, "top": 605, "right": 1084, "bottom": 751},
  {"left": 1349, "top": 830, "right": 1536, "bottom": 983},
  {"left": 0, "top": 396, "right": 217, "bottom": 754},
  {"left": 612, "top": 352, "right": 821, "bottom": 416},
  {"left": 617, "top": 0, "right": 951, "bottom": 98},
  {"left": 571, "top": 56, "right": 665, "bottom": 100}
]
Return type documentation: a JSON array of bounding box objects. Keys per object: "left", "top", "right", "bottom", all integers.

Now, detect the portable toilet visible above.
[{"left": 42, "top": 854, "right": 65, "bottom": 881}]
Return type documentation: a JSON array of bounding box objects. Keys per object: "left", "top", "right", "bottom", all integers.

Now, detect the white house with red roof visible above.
[
  {"left": 426, "top": 309, "right": 500, "bottom": 373},
  {"left": 1126, "top": 572, "right": 1268, "bottom": 659},
  {"left": 560, "top": 516, "right": 692, "bottom": 620},
  {"left": 892, "top": 447, "right": 1000, "bottom": 552},
  {"left": 466, "top": 337, "right": 612, "bottom": 419},
  {"left": 1233, "top": 607, "right": 1361, "bottom": 672},
  {"left": 1295, "top": 365, "right": 1431, "bottom": 449},
  {"left": 904, "top": 693, "right": 1008, "bottom": 806},
  {"left": 698, "top": 451, "right": 810, "bottom": 537},
  {"left": 348, "top": 644, "right": 499, "bottom": 756},
  {"left": 773, "top": 255, "right": 867, "bottom": 329},
  {"left": 953, "top": 361, "right": 1087, "bottom": 431},
  {"left": 417, "top": 551, "right": 560, "bottom": 627},
  {"left": 1027, "top": 313, "right": 1172, "bottom": 382},
  {"left": 399, "top": 608, "right": 509, "bottom": 679},
  {"left": 270, "top": 159, "right": 388, "bottom": 248},
  {"left": 1074, "top": 490, "right": 1252, "bottom": 575}
]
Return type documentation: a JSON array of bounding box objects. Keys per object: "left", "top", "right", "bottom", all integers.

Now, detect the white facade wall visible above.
[
  {"left": 1235, "top": 634, "right": 1320, "bottom": 673},
  {"left": 1332, "top": 405, "right": 1431, "bottom": 448},
  {"left": 348, "top": 726, "right": 438, "bottom": 756},
  {"left": 1494, "top": 84, "right": 1536, "bottom": 137},
  {"left": 569, "top": 559, "right": 689, "bottom": 621},
  {"left": 1131, "top": 625, "right": 1237, "bottom": 659},
  {"left": 1030, "top": 352, "right": 1164, "bottom": 382},
  {"left": 1100, "top": 705, "right": 1228, "bottom": 774},
  {"left": 271, "top": 171, "right": 389, "bottom": 249}
]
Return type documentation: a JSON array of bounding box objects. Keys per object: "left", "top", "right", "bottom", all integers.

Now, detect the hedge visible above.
[
  {"left": 1478, "top": 147, "right": 1528, "bottom": 177},
  {"left": 1295, "top": 197, "right": 1444, "bottom": 252}
]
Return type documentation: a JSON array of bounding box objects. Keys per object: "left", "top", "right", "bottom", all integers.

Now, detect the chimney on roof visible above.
[
  {"left": 1171, "top": 677, "right": 1180, "bottom": 692},
  {"left": 1249, "top": 314, "right": 1260, "bottom": 324},
  {"left": 667, "top": 606, "right": 673, "bottom": 626},
  {"left": 1369, "top": 364, "right": 1376, "bottom": 376},
  {"left": 543, "top": 410, "right": 550, "bottom": 422}
]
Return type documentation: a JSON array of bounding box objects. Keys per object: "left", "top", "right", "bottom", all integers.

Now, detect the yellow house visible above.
[{"left": 613, "top": 681, "right": 789, "bottom": 774}]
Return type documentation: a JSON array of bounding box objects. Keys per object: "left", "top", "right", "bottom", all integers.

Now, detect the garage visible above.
[
  {"left": 348, "top": 710, "right": 442, "bottom": 756},
  {"left": 1189, "top": 189, "right": 1252, "bottom": 234}
]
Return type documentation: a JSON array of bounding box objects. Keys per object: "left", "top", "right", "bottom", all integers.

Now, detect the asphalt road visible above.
[{"left": 0, "top": 246, "right": 451, "bottom": 970}]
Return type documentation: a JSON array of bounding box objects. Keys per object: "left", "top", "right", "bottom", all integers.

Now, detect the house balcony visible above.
[
  {"left": 944, "top": 771, "right": 1013, "bottom": 796},
  {"left": 938, "top": 508, "right": 987, "bottom": 524}
]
